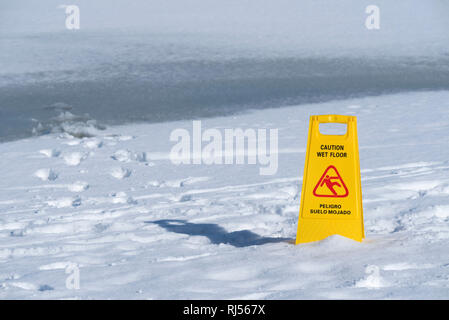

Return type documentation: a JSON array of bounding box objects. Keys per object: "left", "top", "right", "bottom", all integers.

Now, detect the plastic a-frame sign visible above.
[{"left": 296, "top": 115, "right": 364, "bottom": 244}]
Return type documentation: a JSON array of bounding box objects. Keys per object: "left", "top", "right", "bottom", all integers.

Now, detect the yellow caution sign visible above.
[{"left": 296, "top": 115, "right": 364, "bottom": 244}]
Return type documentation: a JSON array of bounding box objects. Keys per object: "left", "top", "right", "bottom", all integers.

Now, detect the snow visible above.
[{"left": 1, "top": 90, "right": 449, "bottom": 299}]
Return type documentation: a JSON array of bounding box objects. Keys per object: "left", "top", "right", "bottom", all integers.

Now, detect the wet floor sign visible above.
[{"left": 296, "top": 115, "right": 364, "bottom": 244}]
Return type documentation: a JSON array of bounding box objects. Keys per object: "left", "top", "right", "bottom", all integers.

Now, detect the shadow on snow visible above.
[{"left": 147, "top": 219, "right": 291, "bottom": 248}]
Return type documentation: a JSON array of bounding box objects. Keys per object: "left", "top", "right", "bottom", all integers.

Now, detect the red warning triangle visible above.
[{"left": 313, "top": 165, "right": 349, "bottom": 198}]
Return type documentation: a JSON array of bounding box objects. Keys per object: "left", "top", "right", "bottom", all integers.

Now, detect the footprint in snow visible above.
[
  {"left": 62, "top": 139, "right": 81, "bottom": 146},
  {"left": 111, "top": 149, "right": 132, "bottom": 162},
  {"left": 110, "top": 167, "right": 131, "bottom": 179},
  {"left": 82, "top": 138, "right": 103, "bottom": 149},
  {"left": 46, "top": 196, "right": 81, "bottom": 208},
  {"left": 67, "top": 181, "right": 89, "bottom": 192},
  {"left": 8, "top": 282, "right": 53, "bottom": 292},
  {"left": 110, "top": 191, "right": 136, "bottom": 204},
  {"left": 111, "top": 149, "right": 149, "bottom": 163},
  {"left": 34, "top": 169, "right": 58, "bottom": 181},
  {"left": 39, "top": 149, "right": 61, "bottom": 158},
  {"left": 63, "top": 152, "right": 88, "bottom": 166},
  {"left": 148, "top": 176, "right": 210, "bottom": 188}
]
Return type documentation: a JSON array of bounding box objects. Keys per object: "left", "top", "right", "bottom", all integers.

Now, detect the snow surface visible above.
[{"left": 1, "top": 91, "right": 449, "bottom": 299}]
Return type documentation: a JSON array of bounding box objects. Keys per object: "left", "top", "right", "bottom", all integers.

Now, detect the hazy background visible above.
[{"left": 1, "top": 0, "right": 448, "bottom": 141}]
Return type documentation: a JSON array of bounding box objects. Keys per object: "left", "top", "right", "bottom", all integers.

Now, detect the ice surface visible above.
[{"left": 1, "top": 1, "right": 449, "bottom": 143}]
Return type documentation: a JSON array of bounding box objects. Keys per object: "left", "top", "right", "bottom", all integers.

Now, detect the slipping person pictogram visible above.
[
  {"left": 313, "top": 165, "right": 349, "bottom": 198},
  {"left": 321, "top": 174, "right": 341, "bottom": 196}
]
